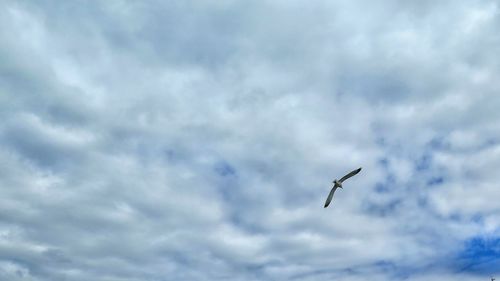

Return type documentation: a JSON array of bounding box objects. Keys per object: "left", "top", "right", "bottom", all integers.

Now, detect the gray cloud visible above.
[{"left": 1, "top": 0, "right": 499, "bottom": 280}]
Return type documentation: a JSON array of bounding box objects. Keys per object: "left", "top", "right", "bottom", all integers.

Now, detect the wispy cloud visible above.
[{"left": 1, "top": 0, "right": 499, "bottom": 280}]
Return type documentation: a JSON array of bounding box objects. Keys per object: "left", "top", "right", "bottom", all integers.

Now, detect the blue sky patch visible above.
[
  {"left": 415, "top": 153, "right": 432, "bottom": 172},
  {"left": 456, "top": 236, "right": 500, "bottom": 274},
  {"left": 214, "top": 161, "right": 237, "bottom": 177},
  {"left": 427, "top": 176, "right": 444, "bottom": 186}
]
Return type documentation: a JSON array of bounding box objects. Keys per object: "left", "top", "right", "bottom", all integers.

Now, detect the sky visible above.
[{"left": 1, "top": 1, "right": 499, "bottom": 280}]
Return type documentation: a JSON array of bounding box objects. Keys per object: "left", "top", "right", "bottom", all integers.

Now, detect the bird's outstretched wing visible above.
[
  {"left": 339, "top": 167, "right": 362, "bottom": 183},
  {"left": 324, "top": 186, "right": 338, "bottom": 208}
]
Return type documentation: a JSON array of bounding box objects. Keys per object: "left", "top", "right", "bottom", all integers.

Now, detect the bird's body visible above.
[{"left": 324, "top": 167, "right": 362, "bottom": 208}]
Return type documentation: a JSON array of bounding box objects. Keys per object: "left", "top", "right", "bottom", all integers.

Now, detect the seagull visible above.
[{"left": 324, "top": 167, "right": 362, "bottom": 208}]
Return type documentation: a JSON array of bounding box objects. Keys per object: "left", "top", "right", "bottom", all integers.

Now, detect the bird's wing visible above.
[
  {"left": 339, "top": 167, "right": 362, "bottom": 183},
  {"left": 324, "top": 186, "right": 338, "bottom": 208}
]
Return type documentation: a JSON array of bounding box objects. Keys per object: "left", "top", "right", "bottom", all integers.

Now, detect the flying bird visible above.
[{"left": 324, "top": 167, "right": 362, "bottom": 208}]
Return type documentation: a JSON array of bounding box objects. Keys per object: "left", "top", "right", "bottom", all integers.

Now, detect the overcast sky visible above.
[{"left": 1, "top": 1, "right": 500, "bottom": 281}]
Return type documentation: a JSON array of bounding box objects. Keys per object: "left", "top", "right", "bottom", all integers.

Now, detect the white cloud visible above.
[{"left": 0, "top": 0, "right": 499, "bottom": 280}]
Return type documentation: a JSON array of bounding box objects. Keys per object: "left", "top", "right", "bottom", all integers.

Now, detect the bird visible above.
[{"left": 324, "top": 167, "right": 362, "bottom": 208}]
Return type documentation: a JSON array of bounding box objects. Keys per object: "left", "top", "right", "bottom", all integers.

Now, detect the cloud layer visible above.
[{"left": 1, "top": 1, "right": 499, "bottom": 280}]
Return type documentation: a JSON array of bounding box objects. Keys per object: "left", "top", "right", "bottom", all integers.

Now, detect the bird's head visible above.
[{"left": 333, "top": 179, "right": 342, "bottom": 188}]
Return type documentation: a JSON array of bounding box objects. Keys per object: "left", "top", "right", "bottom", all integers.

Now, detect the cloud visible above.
[{"left": 1, "top": 0, "right": 499, "bottom": 280}]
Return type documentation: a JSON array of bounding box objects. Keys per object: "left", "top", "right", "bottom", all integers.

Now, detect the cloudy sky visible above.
[{"left": 1, "top": 1, "right": 500, "bottom": 280}]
